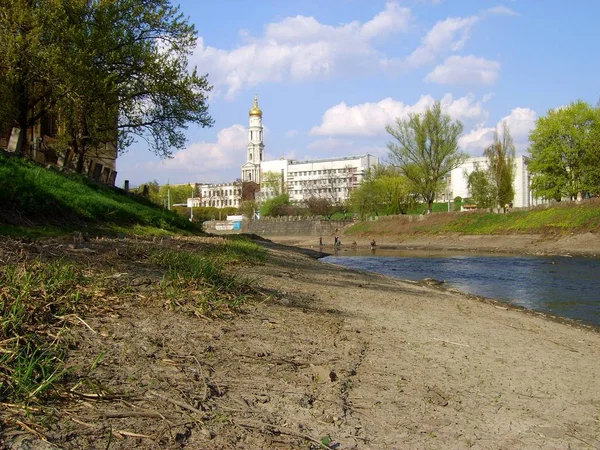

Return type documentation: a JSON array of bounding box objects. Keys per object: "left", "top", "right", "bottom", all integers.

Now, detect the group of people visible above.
[{"left": 318, "top": 236, "right": 376, "bottom": 249}]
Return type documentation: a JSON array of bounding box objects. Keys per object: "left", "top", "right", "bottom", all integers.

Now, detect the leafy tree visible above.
[
  {"left": 304, "top": 196, "right": 334, "bottom": 218},
  {"left": 239, "top": 200, "right": 258, "bottom": 219},
  {"left": 261, "top": 194, "right": 291, "bottom": 217},
  {"left": 0, "top": 1, "right": 57, "bottom": 148},
  {"left": 159, "top": 184, "right": 194, "bottom": 206},
  {"left": 485, "top": 122, "right": 516, "bottom": 210},
  {"left": 261, "top": 171, "right": 285, "bottom": 197},
  {"left": 348, "top": 175, "right": 382, "bottom": 220},
  {"left": 349, "top": 166, "right": 415, "bottom": 219},
  {"left": 387, "top": 101, "right": 466, "bottom": 213},
  {"left": 528, "top": 100, "right": 600, "bottom": 200},
  {"left": 467, "top": 165, "right": 496, "bottom": 209},
  {"left": 0, "top": 0, "right": 213, "bottom": 169},
  {"left": 371, "top": 165, "right": 415, "bottom": 215}
]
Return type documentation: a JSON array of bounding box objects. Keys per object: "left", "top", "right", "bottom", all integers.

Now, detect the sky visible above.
[{"left": 116, "top": 0, "right": 600, "bottom": 187}]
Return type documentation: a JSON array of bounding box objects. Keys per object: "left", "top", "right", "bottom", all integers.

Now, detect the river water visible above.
[{"left": 321, "top": 249, "right": 600, "bottom": 327}]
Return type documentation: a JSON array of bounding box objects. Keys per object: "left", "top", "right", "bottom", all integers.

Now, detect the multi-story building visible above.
[
  {"left": 192, "top": 182, "right": 242, "bottom": 208},
  {"left": 449, "top": 155, "right": 543, "bottom": 208},
  {"left": 260, "top": 154, "right": 378, "bottom": 204}
]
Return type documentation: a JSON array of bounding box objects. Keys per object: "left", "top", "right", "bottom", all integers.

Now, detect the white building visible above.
[
  {"left": 191, "top": 182, "right": 242, "bottom": 208},
  {"left": 260, "top": 154, "right": 378, "bottom": 204},
  {"left": 450, "top": 155, "right": 541, "bottom": 208}
]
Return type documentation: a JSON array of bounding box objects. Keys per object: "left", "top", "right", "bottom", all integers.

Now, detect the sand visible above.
[{"left": 2, "top": 235, "right": 599, "bottom": 449}]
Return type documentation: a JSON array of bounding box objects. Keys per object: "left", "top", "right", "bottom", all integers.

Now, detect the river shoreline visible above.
[
  {"left": 3, "top": 234, "right": 600, "bottom": 448},
  {"left": 264, "top": 231, "right": 600, "bottom": 258},
  {"left": 245, "top": 239, "right": 600, "bottom": 448}
]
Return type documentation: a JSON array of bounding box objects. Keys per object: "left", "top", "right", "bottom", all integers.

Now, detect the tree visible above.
[
  {"left": 387, "top": 101, "right": 466, "bottom": 212},
  {"left": 0, "top": 0, "right": 213, "bottom": 170},
  {"left": 261, "top": 171, "right": 285, "bottom": 197},
  {"left": 241, "top": 181, "right": 259, "bottom": 202},
  {"left": 528, "top": 100, "right": 600, "bottom": 200},
  {"left": 371, "top": 165, "right": 415, "bottom": 215},
  {"left": 348, "top": 166, "right": 414, "bottom": 219},
  {"left": 485, "top": 122, "right": 516, "bottom": 210},
  {"left": 467, "top": 165, "right": 496, "bottom": 209},
  {"left": 349, "top": 178, "right": 381, "bottom": 220},
  {"left": 304, "top": 196, "right": 334, "bottom": 218},
  {"left": 261, "top": 194, "right": 292, "bottom": 217}
]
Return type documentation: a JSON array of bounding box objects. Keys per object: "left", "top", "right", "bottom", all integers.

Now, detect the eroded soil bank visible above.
[{"left": 2, "top": 235, "right": 600, "bottom": 449}]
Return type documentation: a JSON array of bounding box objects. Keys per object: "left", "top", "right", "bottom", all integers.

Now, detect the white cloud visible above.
[
  {"left": 425, "top": 55, "right": 500, "bottom": 85},
  {"left": 137, "top": 125, "right": 248, "bottom": 182},
  {"left": 310, "top": 93, "right": 488, "bottom": 137},
  {"left": 194, "top": 2, "right": 412, "bottom": 99},
  {"left": 485, "top": 6, "right": 519, "bottom": 17},
  {"left": 285, "top": 129, "right": 299, "bottom": 138},
  {"left": 404, "top": 16, "right": 479, "bottom": 68},
  {"left": 459, "top": 107, "right": 537, "bottom": 155},
  {"left": 482, "top": 92, "right": 495, "bottom": 103}
]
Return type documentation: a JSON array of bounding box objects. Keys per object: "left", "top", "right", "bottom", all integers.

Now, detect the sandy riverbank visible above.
[
  {"left": 3, "top": 235, "right": 599, "bottom": 449},
  {"left": 266, "top": 232, "right": 600, "bottom": 257}
]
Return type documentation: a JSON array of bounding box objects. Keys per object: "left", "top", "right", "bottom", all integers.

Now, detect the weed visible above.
[
  {"left": 0, "top": 258, "right": 106, "bottom": 403},
  {"left": 149, "top": 248, "right": 257, "bottom": 317}
]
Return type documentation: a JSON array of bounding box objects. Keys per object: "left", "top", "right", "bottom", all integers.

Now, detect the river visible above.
[{"left": 321, "top": 249, "right": 600, "bottom": 327}]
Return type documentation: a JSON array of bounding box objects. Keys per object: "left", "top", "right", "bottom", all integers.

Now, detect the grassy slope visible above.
[
  {"left": 345, "top": 200, "right": 600, "bottom": 237},
  {"left": 0, "top": 151, "right": 196, "bottom": 236},
  {"left": 0, "top": 153, "right": 270, "bottom": 408}
]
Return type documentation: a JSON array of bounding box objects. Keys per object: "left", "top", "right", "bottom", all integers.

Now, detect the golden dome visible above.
[{"left": 249, "top": 94, "right": 262, "bottom": 117}]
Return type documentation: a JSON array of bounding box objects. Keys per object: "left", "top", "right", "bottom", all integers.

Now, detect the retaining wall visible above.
[{"left": 203, "top": 218, "right": 355, "bottom": 237}]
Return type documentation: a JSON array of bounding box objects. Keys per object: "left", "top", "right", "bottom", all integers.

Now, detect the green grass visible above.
[
  {"left": 0, "top": 259, "right": 97, "bottom": 403},
  {"left": 149, "top": 238, "right": 265, "bottom": 316},
  {"left": 344, "top": 200, "right": 600, "bottom": 237},
  {"left": 0, "top": 152, "right": 198, "bottom": 234},
  {"left": 0, "top": 236, "right": 267, "bottom": 405}
]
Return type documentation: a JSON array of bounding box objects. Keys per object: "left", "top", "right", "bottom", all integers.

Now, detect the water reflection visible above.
[{"left": 321, "top": 251, "right": 600, "bottom": 327}]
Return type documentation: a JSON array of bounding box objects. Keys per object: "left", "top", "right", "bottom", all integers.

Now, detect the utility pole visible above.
[{"left": 167, "top": 188, "right": 171, "bottom": 210}]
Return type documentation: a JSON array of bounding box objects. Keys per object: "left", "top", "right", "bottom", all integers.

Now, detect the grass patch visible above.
[
  {"left": 344, "top": 200, "right": 600, "bottom": 237},
  {"left": 0, "top": 152, "right": 200, "bottom": 235},
  {"left": 203, "top": 235, "right": 268, "bottom": 265},
  {"left": 149, "top": 245, "right": 260, "bottom": 317},
  {"left": 0, "top": 260, "right": 100, "bottom": 403}
]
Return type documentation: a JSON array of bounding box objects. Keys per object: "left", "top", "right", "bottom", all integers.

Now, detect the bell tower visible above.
[{"left": 242, "top": 94, "right": 264, "bottom": 183}]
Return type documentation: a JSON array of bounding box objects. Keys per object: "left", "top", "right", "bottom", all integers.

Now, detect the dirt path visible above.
[{"left": 2, "top": 236, "right": 600, "bottom": 449}]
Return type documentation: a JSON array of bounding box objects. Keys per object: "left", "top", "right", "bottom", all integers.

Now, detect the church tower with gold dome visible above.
[{"left": 241, "top": 94, "right": 264, "bottom": 184}]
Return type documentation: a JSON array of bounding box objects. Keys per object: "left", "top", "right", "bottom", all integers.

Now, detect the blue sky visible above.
[{"left": 117, "top": 0, "right": 600, "bottom": 186}]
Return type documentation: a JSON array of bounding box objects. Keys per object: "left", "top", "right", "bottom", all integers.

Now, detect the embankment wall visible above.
[{"left": 204, "top": 218, "right": 354, "bottom": 237}]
